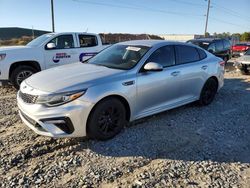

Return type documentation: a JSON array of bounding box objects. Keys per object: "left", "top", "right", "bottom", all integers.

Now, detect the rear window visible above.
[
  {"left": 175, "top": 45, "right": 200, "bottom": 64},
  {"left": 79, "top": 35, "right": 98, "bottom": 47}
]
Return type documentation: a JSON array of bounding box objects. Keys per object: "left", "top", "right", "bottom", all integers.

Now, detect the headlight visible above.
[
  {"left": 36, "top": 89, "right": 87, "bottom": 107},
  {"left": 0, "top": 53, "right": 6, "bottom": 61}
]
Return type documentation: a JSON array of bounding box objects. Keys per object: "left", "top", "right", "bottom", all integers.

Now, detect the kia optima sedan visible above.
[{"left": 17, "top": 40, "right": 224, "bottom": 140}]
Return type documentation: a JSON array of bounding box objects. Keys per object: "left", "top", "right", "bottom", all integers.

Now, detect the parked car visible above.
[
  {"left": 234, "top": 49, "right": 250, "bottom": 75},
  {"left": 17, "top": 40, "right": 225, "bottom": 140},
  {"left": 187, "top": 38, "right": 231, "bottom": 62},
  {"left": 231, "top": 43, "right": 250, "bottom": 57},
  {"left": 0, "top": 32, "right": 109, "bottom": 89}
]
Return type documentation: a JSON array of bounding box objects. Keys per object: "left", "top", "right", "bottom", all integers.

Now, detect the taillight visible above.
[{"left": 219, "top": 61, "right": 225, "bottom": 66}]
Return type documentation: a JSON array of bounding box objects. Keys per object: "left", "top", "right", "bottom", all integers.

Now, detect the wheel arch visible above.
[
  {"left": 9, "top": 61, "right": 41, "bottom": 79},
  {"left": 86, "top": 94, "right": 131, "bottom": 134}
]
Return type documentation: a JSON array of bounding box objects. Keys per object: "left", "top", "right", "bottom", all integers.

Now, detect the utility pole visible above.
[
  {"left": 204, "top": 0, "right": 211, "bottom": 37},
  {"left": 51, "top": 0, "right": 55, "bottom": 32}
]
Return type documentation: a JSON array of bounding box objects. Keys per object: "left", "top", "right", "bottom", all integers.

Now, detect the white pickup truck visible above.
[{"left": 0, "top": 32, "right": 109, "bottom": 89}]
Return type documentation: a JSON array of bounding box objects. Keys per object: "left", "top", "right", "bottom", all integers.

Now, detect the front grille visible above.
[{"left": 19, "top": 91, "right": 38, "bottom": 104}]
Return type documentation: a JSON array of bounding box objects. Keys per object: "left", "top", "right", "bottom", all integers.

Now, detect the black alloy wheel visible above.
[
  {"left": 87, "top": 98, "right": 127, "bottom": 140},
  {"left": 199, "top": 78, "right": 218, "bottom": 106}
]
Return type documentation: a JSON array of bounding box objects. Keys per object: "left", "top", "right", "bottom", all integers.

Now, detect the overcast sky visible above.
[{"left": 0, "top": 0, "right": 250, "bottom": 34}]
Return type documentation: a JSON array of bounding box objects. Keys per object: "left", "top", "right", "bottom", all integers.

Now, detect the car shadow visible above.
[{"left": 78, "top": 76, "right": 250, "bottom": 164}]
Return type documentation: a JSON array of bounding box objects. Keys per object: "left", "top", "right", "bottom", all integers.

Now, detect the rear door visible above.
[
  {"left": 44, "top": 34, "right": 79, "bottom": 68},
  {"left": 173, "top": 45, "right": 209, "bottom": 99}
]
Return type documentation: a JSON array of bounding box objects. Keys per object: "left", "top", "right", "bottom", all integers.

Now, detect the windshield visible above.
[
  {"left": 27, "top": 34, "right": 54, "bottom": 47},
  {"left": 88, "top": 44, "right": 150, "bottom": 70},
  {"left": 245, "top": 49, "right": 250, "bottom": 55},
  {"left": 188, "top": 41, "right": 210, "bottom": 50}
]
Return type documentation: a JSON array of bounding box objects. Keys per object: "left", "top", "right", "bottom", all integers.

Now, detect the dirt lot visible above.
[{"left": 0, "top": 63, "right": 250, "bottom": 188}]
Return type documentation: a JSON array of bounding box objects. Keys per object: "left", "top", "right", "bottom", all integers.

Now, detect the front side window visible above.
[
  {"left": 79, "top": 35, "right": 98, "bottom": 47},
  {"left": 146, "top": 45, "right": 175, "bottom": 67},
  {"left": 175, "top": 45, "right": 200, "bottom": 64},
  {"left": 88, "top": 44, "right": 150, "bottom": 70},
  {"left": 47, "top": 35, "right": 74, "bottom": 49}
]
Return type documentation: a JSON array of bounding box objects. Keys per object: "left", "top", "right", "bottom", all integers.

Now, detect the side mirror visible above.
[
  {"left": 46, "top": 43, "right": 56, "bottom": 49},
  {"left": 144, "top": 62, "right": 163, "bottom": 71}
]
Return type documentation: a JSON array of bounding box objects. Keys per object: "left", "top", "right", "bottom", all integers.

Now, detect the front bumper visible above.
[
  {"left": 0, "top": 80, "right": 10, "bottom": 86},
  {"left": 17, "top": 92, "right": 95, "bottom": 138}
]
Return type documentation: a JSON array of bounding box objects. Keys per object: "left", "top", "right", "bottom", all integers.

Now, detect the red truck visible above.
[{"left": 231, "top": 43, "right": 250, "bottom": 57}]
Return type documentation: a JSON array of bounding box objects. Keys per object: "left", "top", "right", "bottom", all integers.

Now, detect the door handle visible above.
[
  {"left": 201, "top": 65, "right": 208, "bottom": 70},
  {"left": 171, "top": 71, "right": 180, "bottom": 76}
]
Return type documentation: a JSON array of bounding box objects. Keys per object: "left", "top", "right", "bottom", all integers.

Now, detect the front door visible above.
[
  {"left": 136, "top": 45, "right": 181, "bottom": 117},
  {"left": 44, "top": 34, "right": 79, "bottom": 69}
]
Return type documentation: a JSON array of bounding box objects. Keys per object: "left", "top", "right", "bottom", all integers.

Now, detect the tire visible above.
[
  {"left": 87, "top": 98, "right": 127, "bottom": 140},
  {"left": 223, "top": 56, "right": 228, "bottom": 64},
  {"left": 240, "top": 64, "right": 249, "bottom": 75},
  {"left": 10, "top": 66, "right": 37, "bottom": 89},
  {"left": 199, "top": 78, "right": 218, "bottom": 106}
]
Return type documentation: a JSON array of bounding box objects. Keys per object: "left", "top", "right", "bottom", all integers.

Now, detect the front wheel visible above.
[
  {"left": 87, "top": 98, "right": 127, "bottom": 140},
  {"left": 10, "top": 66, "right": 36, "bottom": 89},
  {"left": 240, "top": 64, "right": 249, "bottom": 75},
  {"left": 199, "top": 78, "right": 218, "bottom": 106}
]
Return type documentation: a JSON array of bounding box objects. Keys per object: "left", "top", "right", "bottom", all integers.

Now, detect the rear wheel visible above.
[
  {"left": 10, "top": 66, "right": 36, "bottom": 89},
  {"left": 199, "top": 78, "right": 218, "bottom": 106},
  {"left": 87, "top": 98, "right": 127, "bottom": 140}
]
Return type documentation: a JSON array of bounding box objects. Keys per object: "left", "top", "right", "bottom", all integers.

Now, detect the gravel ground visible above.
[{"left": 0, "top": 63, "right": 250, "bottom": 188}]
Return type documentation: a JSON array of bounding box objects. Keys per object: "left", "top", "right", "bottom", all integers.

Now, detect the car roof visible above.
[
  {"left": 189, "top": 38, "right": 226, "bottom": 43},
  {"left": 118, "top": 40, "right": 188, "bottom": 47}
]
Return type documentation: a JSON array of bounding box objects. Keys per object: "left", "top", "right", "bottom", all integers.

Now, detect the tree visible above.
[{"left": 240, "top": 32, "right": 250, "bottom": 41}]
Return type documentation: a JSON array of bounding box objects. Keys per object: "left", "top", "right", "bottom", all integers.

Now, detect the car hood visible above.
[
  {"left": 25, "top": 63, "right": 125, "bottom": 93},
  {"left": 0, "top": 45, "right": 31, "bottom": 52}
]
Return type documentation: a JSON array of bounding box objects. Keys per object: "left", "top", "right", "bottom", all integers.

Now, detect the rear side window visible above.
[
  {"left": 197, "top": 48, "right": 207, "bottom": 60},
  {"left": 175, "top": 45, "right": 200, "bottom": 64},
  {"left": 79, "top": 35, "right": 98, "bottom": 47},
  {"left": 223, "top": 40, "right": 231, "bottom": 49},
  {"left": 146, "top": 45, "right": 175, "bottom": 67},
  {"left": 215, "top": 40, "right": 224, "bottom": 51}
]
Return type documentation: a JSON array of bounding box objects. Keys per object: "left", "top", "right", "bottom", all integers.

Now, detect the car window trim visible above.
[{"left": 139, "top": 45, "right": 176, "bottom": 72}]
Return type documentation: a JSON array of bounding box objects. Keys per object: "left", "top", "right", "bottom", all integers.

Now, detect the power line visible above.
[
  {"left": 72, "top": 0, "right": 204, "bottom": 17},
  {"left": 211, "top": 2, "right": 250, "bottom": 20}
]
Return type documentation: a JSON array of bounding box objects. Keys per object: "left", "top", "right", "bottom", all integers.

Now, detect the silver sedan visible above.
[{"left": 17, "top": 40, "right": 225, "bottom": 140}]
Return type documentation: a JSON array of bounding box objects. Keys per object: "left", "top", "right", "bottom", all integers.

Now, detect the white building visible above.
[{"left": 159, "top": 34, "right": 203, "bottom": 42}]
